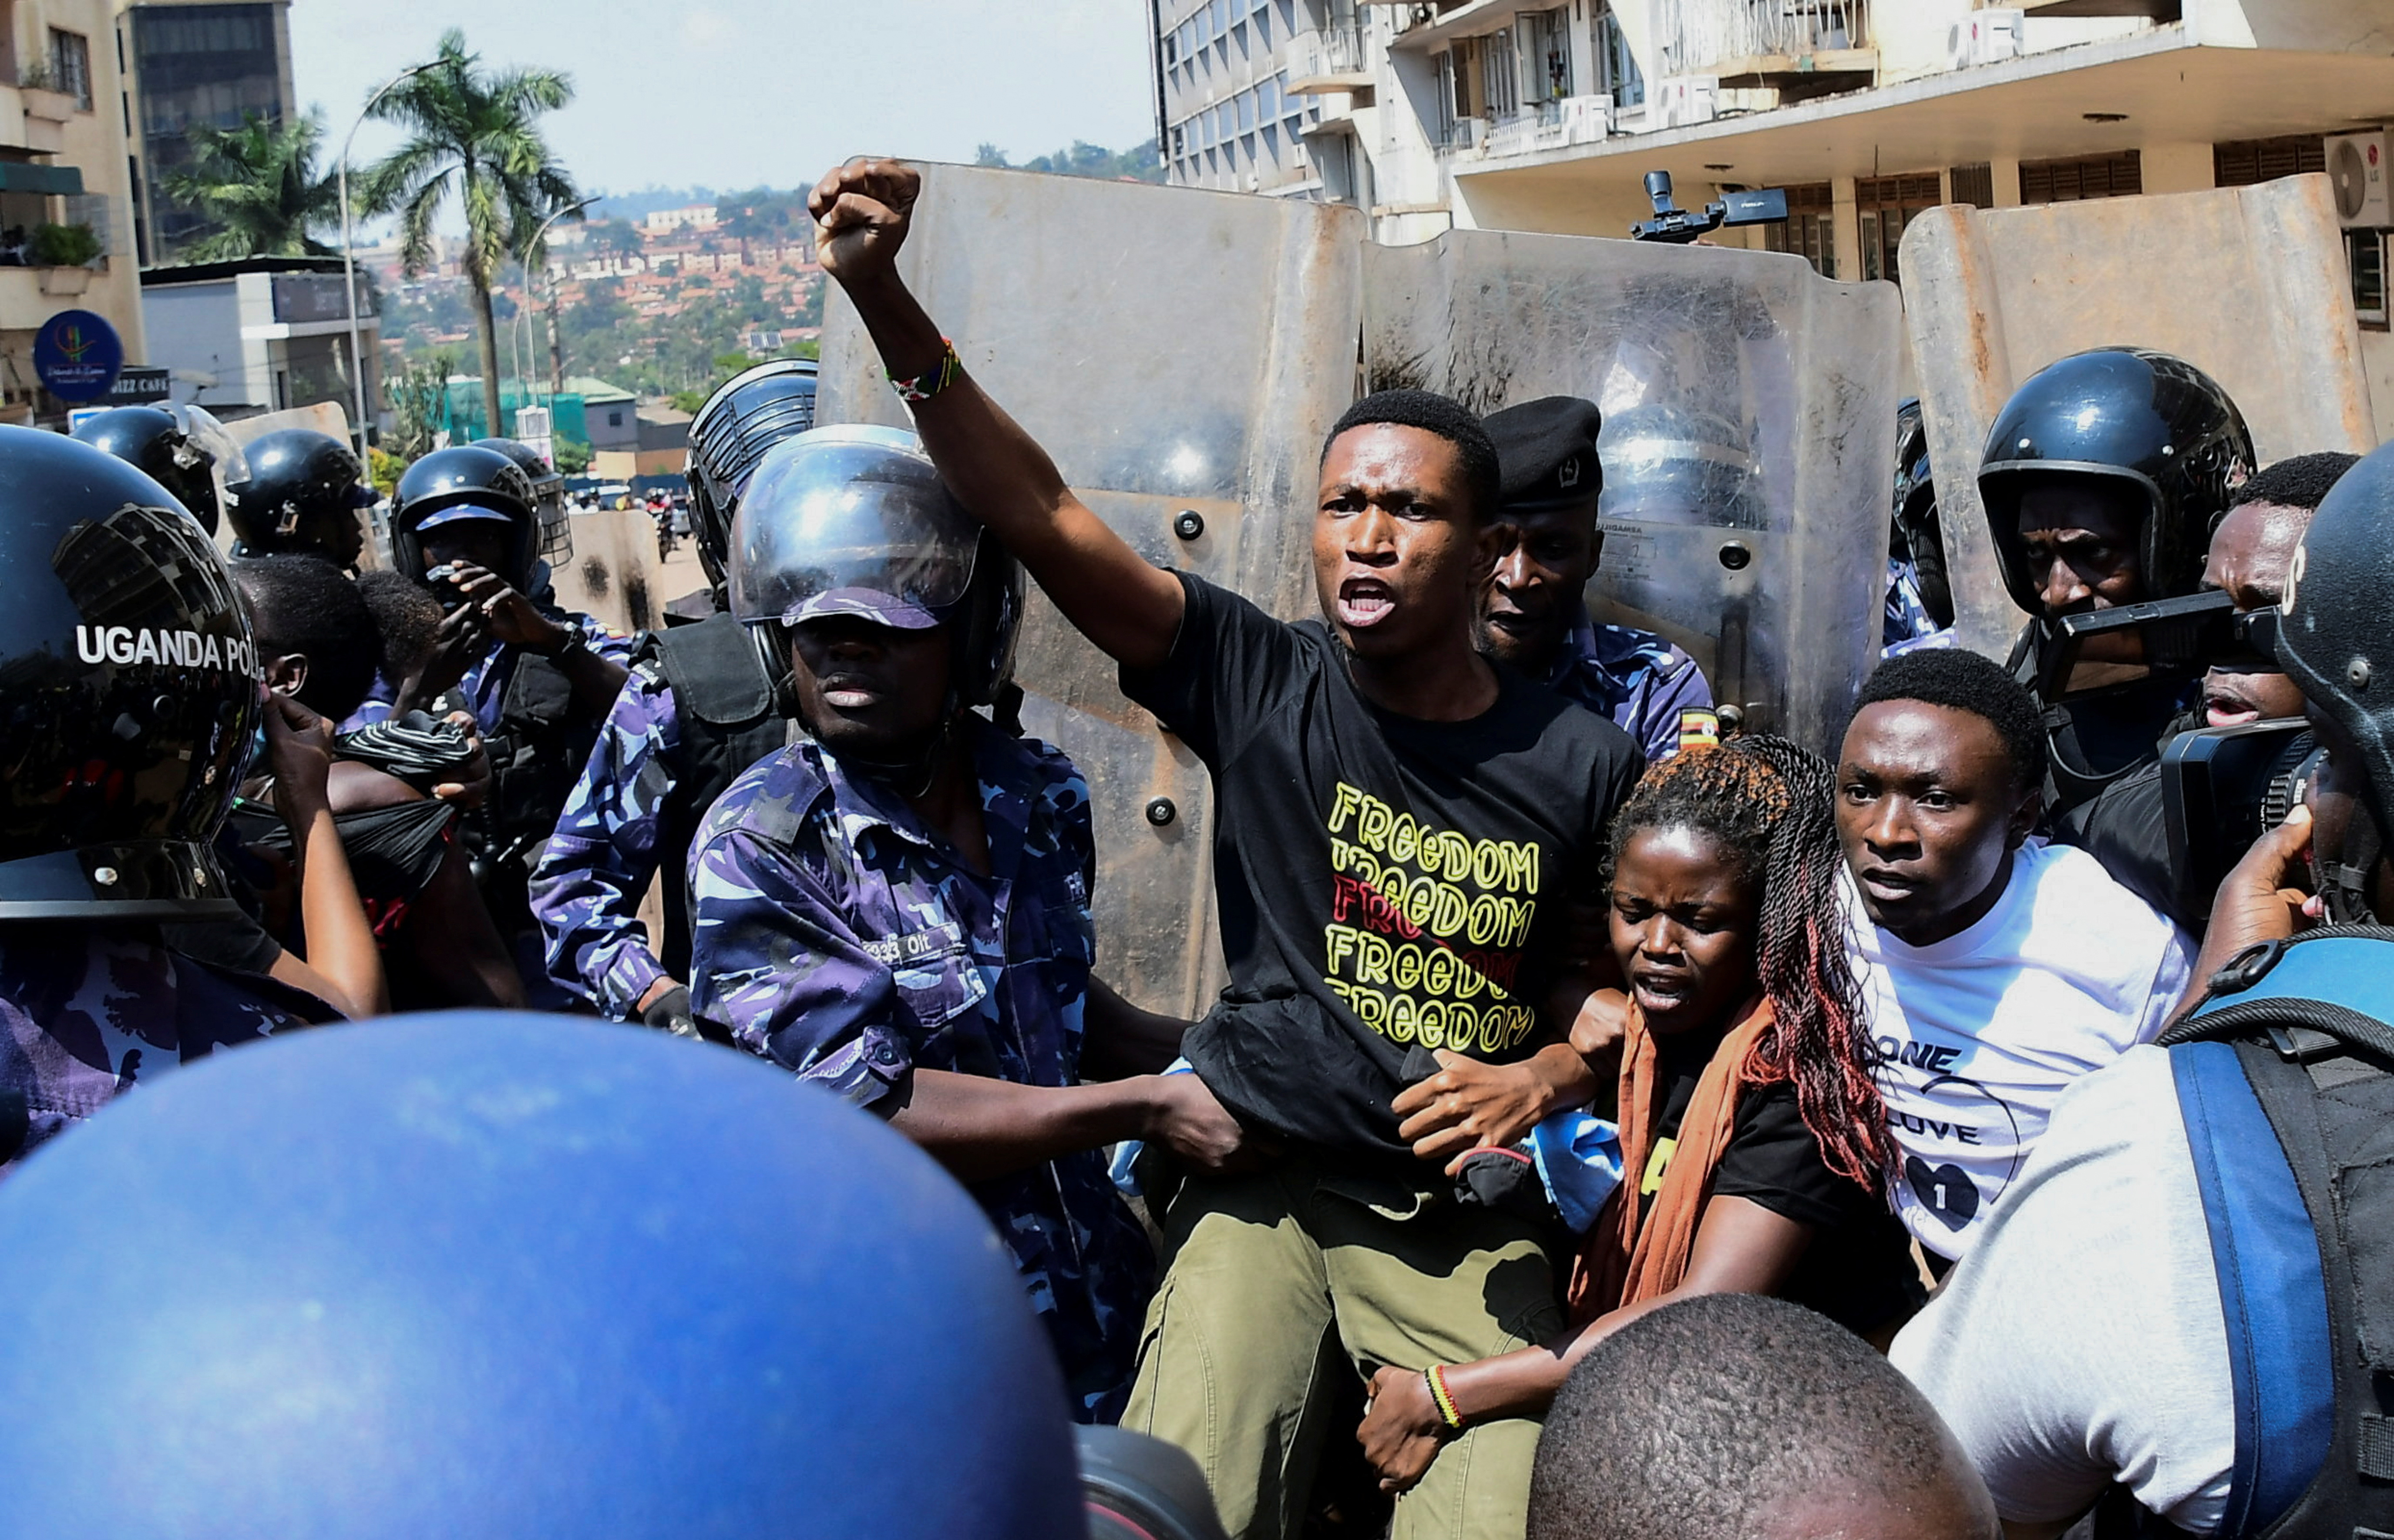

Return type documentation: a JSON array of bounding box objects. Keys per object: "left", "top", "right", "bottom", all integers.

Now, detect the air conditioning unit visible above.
[
  {"left": 1946, "top": 10, "right": 2022, "bottom": 70},
  {"left": 2327, "top": 131, "right": 2392, "bottom": 228}
]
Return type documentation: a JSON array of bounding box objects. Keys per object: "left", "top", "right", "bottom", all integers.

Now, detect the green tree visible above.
[
  {"left": 360, "top": 30, "right": 579, "bottom": 427},
  {"left": 384, "top": 347, "right": 456, "bottom": 461},
  {"left": 551, "top": 436, "right": 592, "bottom": 473},
  {"left": 159, "top": 110, "right": 342, "bottom": 261}
]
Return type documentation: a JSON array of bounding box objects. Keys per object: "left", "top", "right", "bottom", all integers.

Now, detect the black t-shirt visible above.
[
  {"left": 1640, "top": 1027, "right": 1923, "bottom": 1334},
  {"left": 1120, "top": 571, "right": 1644, "bottom": 1165}
]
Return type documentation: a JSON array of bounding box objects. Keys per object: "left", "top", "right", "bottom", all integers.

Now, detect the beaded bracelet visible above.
[
  {"left": 1425, "top": 1365, "right": 1466, "bottom": 1432},
  {"left": 888, "top": 337, "right": 962, "bottom": 403}
]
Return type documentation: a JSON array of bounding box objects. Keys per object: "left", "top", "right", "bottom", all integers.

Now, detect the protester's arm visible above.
[
  {"left": 1392, "top": 1045, "right": 1600, "bottom": 1172},
  {"left": 263, "top": 695, "right": 389, "bottom": 1019},
  {"left": 1080, "top": 975, "right": 1192, "bottom": 1080},
  {"left": 808, "top": 158, "right": 1185, "bottom": 671},
  {"left": 1357, "top": 1196, "right": 1812, "bottom": 1491},
  {"left": 527, "top": 671, "right": 679, "bottom": 1018},
  {"left": 2176, "top": 805, "right": 2314, "bottom": 1020}
]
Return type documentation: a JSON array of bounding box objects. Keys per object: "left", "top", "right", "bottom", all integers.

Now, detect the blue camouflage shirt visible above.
[
  {"left": 342, "top": 610, "right": 633, "bottom": 736},
  {"left": 528, "top": 666, "right": 681, "bottom": 1017},
  {"left": 1543, "top": 607, "right": 1717, "bottom": 762},
  {"left": 0, "top": 926, "right": 327, "bottom": 1179},
  {"left": 686, "top": 718, "right": 1153, "bottom": 1422}
]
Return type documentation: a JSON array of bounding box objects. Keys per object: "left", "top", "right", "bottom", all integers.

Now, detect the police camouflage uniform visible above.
[
  {"left": 1485, "top": 396, "right": 1718, "bottom": 762},
  {"left": 686, "top": 716, "right": 1153, "bottom": 1422},
  {"left": 530, "top": 615, "right": 788, "bottom": 1017},
  {"left": 0, "top": 929, "right": 330, "bottom": 1179}
]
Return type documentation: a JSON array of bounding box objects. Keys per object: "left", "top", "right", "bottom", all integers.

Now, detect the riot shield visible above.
[
  {"left": 1900, "top": 173, "right": 2377, "bottom": 658},
  {"left": 820, "top": 167, "right": 1897, "bottom": 1013},
  {"left": 820, "top": 168, "right": 1365, "bottom": 1016},
  {"left": 1365, "top": 231, "right": 1900, "bottom": 751}
]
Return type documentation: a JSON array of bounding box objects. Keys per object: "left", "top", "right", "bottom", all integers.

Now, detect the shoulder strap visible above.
[
  {"left": 2165, "top": 928, "right": 2394, "bottom": 1061},
  {"left": 2169, "top": 1040, "right": 2335, "bottom": 1536},
  {"left": 652, "top": 613, "right": 773, "bottom": 727}
]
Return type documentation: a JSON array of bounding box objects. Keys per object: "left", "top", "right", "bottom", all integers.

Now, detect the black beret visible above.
[{"left": 1486, "top": 396, "right": 1604, "bottom": 511}]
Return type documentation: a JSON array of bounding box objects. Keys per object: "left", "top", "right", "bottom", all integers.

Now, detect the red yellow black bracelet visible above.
[{"left": 1426, "top": 1364, "right": 1466, "bottom": 1432}]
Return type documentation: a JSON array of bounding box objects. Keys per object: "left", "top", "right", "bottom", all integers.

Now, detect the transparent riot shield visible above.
[
  {"left": 1900, "top": 173, "right": 2377, "bottom": 658},
  {"left": 820, "top": 167, "right": 1365, "bottom": 1016},
  {"left": 1366, "top": 231, "right": 1901, "bottom": 751}
]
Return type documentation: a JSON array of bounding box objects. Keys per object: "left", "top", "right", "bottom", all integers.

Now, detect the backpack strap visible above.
[
  {"left": 2166, "top": 928, "right": 2394, "bottom": 1061},
  {"left": 2169, "top": 1040, "right": 2335, "bottom": 1535}
]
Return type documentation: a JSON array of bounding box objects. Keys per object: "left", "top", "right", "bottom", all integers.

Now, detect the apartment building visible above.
[
  {"left": 1153, "top": 3, "right": 2394, "bottom": 313},
  {"left": 0, "top": 0, "right": 147, "bottom": 424},
  {"left": 117, "top": 0, "right": 298, "bottom": 266}
]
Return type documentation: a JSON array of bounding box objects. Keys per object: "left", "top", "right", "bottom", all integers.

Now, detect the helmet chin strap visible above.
[{"left": 798, "top": 690, "right": 965, "bottom": 801}]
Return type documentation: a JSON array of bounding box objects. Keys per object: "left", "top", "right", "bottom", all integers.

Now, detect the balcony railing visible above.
[
  {"left": 1659, "top": 0, "right": 1866, "bottom": 75},
  {"left": 1455, "top": 95, "right": 1613, "bottom": 161},
  {"left": 1286, "top": 24, "right": 1370, "bottom": 87}
]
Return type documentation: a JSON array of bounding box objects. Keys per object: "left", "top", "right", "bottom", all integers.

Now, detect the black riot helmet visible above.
[
  {"left": 70, "top": 404, "right": 249, "bottom": 537},
  {"left": 231, "top": 429, "right": 375, "bottom": 563},
  {"left": 473, "top": 436, "right": 573, "bottom": 565},
  {"left": 729, "top": 425, "right": 1022, "bottom": 719},
  {"left": 391, "top": 445, "right": 540, "bottom": 590},
  {"left": 1977, "top": 348, "right": 2254, "bottom": 615},
  {"left": 2274, "top": 443, "right": 2393, "bottom": 919},
  {"left": 0, "top": 427, "right": 261, "bottom": 921},
  {"left": 687, "top": 359, "right": 819, "bottom": 591},
  {"left": 1891, "top": 399, "right": 1951, "bottom": 630}
]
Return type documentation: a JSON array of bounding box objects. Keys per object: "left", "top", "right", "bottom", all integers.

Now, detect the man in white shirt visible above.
[{"left": 1836, "top": 648, "right": 2195, "bottom": 1263}]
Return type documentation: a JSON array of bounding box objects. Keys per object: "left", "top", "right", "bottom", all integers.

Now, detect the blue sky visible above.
[{"left": 290, "top": 0, "right": 1160, "bottom": 206}]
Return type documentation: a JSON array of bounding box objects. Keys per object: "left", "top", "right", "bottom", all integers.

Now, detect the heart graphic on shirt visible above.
[{"left": 1904, "top": 1156, "right": 1980, "bottom": 1231}]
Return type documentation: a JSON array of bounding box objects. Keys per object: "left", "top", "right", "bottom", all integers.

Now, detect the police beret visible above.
[{"left": 1486, "top": 396, "right": 1604, "bottom": 511}]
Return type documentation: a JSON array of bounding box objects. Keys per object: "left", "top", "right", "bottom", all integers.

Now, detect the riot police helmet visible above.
[
  {"left": 687, "top": 358, "right": 819, "bottom": 589},
  {"left": 2273, "top": 443, "right": 2394, "bottom": 918},
  {"left": 69, "top": 403, "right": 250, "bottom": 536},
  {"left": 1891, "top": 398, "right": 1952, "bottom": 630},
  {"left": 391, "top": 444, "right": 540, "bottom": 590},
  {"left": 0, "top": 426, "right": 259, "bottom": 923},
  {"left": 0, "top": 1011, "right": 1084, "bottom": 1538},
  {"left": 1977, "top": 348, "right": 2253, "bottom": 615},
  {"left": 1596, "top": 400, "right": 1767, "bottom": 530},
  {"left": 232, "top": 428, "right": 375, "bottom": 565},
  {"left": 729, "top": 423, "right": 1021, "bottom": 711},
  {"left": 473, "top": 436, "right": 573, "bottom": 565}
]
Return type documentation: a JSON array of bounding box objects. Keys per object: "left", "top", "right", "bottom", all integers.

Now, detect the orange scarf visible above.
[{"left": 1567, "top": 996, "right": 1776, "bottom": 1322}]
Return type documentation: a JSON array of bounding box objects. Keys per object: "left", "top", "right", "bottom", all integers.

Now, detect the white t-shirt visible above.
[
  {"left": 1890, "top": 1045, "right": 2233, "bottom": 1533},
  {"left": 1849, "top": 839, "right": 2195, "bottom": 1259}
]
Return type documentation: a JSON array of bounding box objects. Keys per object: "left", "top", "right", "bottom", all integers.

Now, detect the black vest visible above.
[
  {"left": 643, "top": 613, "right": 789, "bottom": 979},
  {"left": 2161, "top": 927, "right": 2394, "bottom": 1540}
]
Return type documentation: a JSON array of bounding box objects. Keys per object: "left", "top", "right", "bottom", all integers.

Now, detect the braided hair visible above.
[{"left": 1605, "top": 736, "right": 1894, "bottom": 1188}]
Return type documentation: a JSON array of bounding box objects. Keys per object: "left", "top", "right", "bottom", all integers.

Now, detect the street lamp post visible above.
[
  {"left": 338, "top": 61, "right": 435, "bottom": 459},
  {"left": 513, "top": 195, "right": 595, "bottom": 434}
]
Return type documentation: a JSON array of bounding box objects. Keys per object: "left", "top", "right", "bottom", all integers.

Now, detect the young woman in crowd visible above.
[{"left": 1356, "top": 736, "right": 1921, "bottom": 1493}]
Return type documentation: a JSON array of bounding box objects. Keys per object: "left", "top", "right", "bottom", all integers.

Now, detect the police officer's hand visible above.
[
  {"left": 263, "top": 692, "right": 337, "bottom": 817},
  {"left": 2186, "top": 805, "right": 2319, "bottom": 1010},
  {"left": 1143, "top": 1073, "right": 1278, "bottom": 1174},
  {"left": 638, "top": 980, "right": 700, "bottom": 1040},
  {"left": 808, "top": 158, "right": 918, "bottom": 289},
  {"left": 451, "top": 562, "right": 569, "bottom": 654},
  {"left": 430, "top": 710, "right": 490, "bottom": 809}
]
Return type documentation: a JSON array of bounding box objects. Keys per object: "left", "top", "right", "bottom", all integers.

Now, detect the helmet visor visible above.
[
  {"left": 174, "top": 405, "right": 249, "bottom": 491},
  {"left": 728, "top": 426, "right": 980, "bottom": 630}
]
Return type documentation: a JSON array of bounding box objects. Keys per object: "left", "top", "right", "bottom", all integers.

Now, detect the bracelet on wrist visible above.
[
  {"left": 887, "top": 337, "right": 962, "bottom": 403},
  {"left": 1426, "top": 1365, "right": 1466, "bottom": 1433}
]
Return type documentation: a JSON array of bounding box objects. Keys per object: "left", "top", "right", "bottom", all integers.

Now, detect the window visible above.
[
  {"left": 1482, "top": 27, "right": 1520, "bottom": 119},
  {"left": 48, "top": 29, "right": 92, "bottom": 110},
  {"left": 2350, "top": 230, "right": 2388, "bottom": 330},
  {"left": 1237, "top": 88, "right": 1255, "bottom": 132},
  {"left": 1527, "top": 8, "right": 1572, "bottom": 103},
  {"left": 1949, "top": 163, "right": 1995, "bottom": 208},
  {"left": 1856, "top": 173, "right": 1942, "bottom": 283},
  {"left": 1433, "top": 50, "right": 1459, "bottom": 142},
  {"left": 1765, "top": 183, "right": 1836, "bottom": 277},
  {"left": 2019, "top": 151, "right": 2142, "bottom": 204},
  {"left": 1258, "top": 75, "right": 1279, "bottom": 122},
  {"left": 1591, "top": 1, "right": 1643, "bottom": 107},
  {"left": 2215, "top": 135, "right": 2326, "bottom": 187}
]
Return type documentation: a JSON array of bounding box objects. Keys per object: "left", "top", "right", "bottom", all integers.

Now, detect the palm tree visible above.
[
  {"left": 359, "top": 30, "right": 578, "bottom": 434},
  {"left": 159, "top": 111, "right": 341, "bottom": 261}
]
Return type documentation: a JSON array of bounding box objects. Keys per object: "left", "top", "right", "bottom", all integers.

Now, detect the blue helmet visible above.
[{"left": 0, "top": 1012, "right": 1082, "bottom": 1539}]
